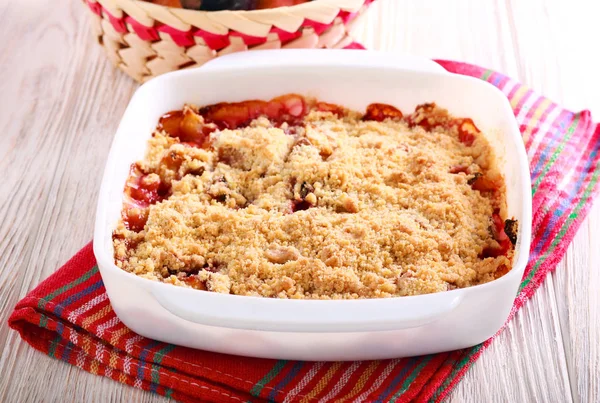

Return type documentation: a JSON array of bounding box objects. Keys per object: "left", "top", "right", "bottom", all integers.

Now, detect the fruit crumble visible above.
[{"left": 112, "top": 94, "right": 518, "bottom": 299}]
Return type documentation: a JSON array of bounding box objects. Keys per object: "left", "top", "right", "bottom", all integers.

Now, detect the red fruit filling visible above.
[
  {"left": 363, "top": 103, "right": 403, "bottom": 121},
  {"left": 158, "top": 109, "right": 215, "bottom": 147},
  {"left": 480, "top": 211, "right": 512, "bottom": 258},
  {"left": 157, "top": 110, "right": 183, "bottom": 136},
  {"left": 316, "top": 101, "right": 344, "bottom": 116},
  {"left": 122, "top": 165, "right": 170, "bottom": 232},
  {"left": 456, "top": 118, "right": 478, "bottom": 146},
  {"left": 196, "top": 93, "right": 307, "bottom": 130}
]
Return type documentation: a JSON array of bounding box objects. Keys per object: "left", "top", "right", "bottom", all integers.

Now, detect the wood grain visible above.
[{"left": 0, "top": 0, "right": 598, "bottom": 401}]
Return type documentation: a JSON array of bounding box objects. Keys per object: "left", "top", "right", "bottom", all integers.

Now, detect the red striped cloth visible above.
[{"left": 9, "top": 61, "right": 600, "bottom": 402}]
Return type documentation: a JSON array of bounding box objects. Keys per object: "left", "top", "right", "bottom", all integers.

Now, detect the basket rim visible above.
[
  {"left": 130, "top": 0, "right": 365, "bottom": 13},
  {"left": 92, "top": 0, "right": 368, "bottom": 34}
]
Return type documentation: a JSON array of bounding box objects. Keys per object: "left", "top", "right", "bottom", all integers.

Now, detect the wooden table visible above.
[{"left": 1, "top": 0, "right": 598, "bottom": 401}]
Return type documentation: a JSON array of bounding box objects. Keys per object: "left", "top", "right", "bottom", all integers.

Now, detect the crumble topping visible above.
[{"left": 113, "top": 96, "right": 515, "bottom": 299}]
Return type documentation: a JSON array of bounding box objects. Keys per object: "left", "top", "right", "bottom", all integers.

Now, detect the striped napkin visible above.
[{"left": 9, "top": 61, "right": 600, "bottom": 402}]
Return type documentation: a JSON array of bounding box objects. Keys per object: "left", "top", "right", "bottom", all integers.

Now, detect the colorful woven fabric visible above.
[{"left": 9, "top": 61, "right": 600, "bottom": 402}]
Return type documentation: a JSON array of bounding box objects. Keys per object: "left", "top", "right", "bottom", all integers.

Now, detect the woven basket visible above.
[{"left": 85, "top": 0, "right": 374, "bottom": 82}]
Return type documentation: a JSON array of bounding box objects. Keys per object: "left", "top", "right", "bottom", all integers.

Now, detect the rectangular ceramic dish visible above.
[{"left": 93, "top": 50, "right": 532, "bottom": 361}]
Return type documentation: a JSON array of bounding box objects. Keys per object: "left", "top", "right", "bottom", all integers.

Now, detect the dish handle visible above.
[{"left": 150, "top": 284, "right": 463, "bottom": 333}]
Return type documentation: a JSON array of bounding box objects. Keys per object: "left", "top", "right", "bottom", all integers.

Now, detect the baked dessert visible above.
[{"left": 113, "top": 94, "right": 518, "bottom": 299}]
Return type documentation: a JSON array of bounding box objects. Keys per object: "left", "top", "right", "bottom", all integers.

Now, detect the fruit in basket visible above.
[
  {"left": 150, "top": 0, "right": 183, "bottom": 7},
  {"left": 256, "top": 0, "right": 311, "bottom": 9},
  {"left": 146, "top": 0, "right": 312, "bottom": 10},
  {"left": 185, "top": 0, "right": 257, "bottom": 10},
  {"left": 180, "top": 0, "right": 203, "bottom": 8}
]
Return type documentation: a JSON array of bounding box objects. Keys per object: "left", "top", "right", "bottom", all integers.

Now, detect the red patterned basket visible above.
[{"left": 85, "top": 0, "right": 374, "bottom": 82}]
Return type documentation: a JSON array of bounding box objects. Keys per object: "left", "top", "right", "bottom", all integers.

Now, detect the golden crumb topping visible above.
[{"left": 113, "top": 98, "right": 514, "bottom": 299}]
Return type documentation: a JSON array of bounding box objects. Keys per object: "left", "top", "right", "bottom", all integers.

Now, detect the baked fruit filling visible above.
[{"left": 113, "top": 94, "right": 518, "bottom": 299}]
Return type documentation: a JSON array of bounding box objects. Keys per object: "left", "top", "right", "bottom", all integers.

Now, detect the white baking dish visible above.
[{"left": 93, "top": 50, "right": 532, "bottom": 361}]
